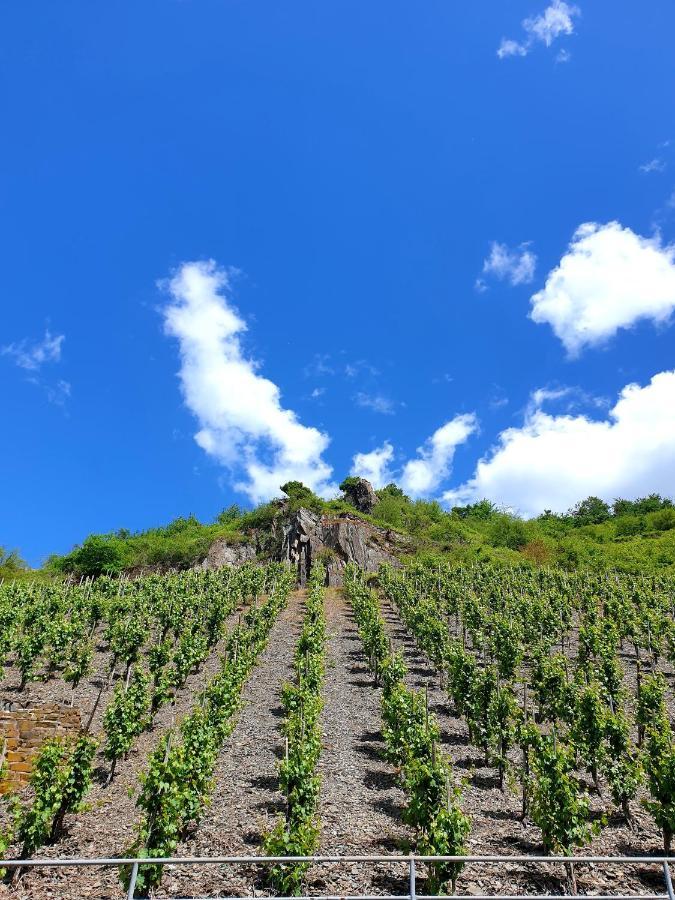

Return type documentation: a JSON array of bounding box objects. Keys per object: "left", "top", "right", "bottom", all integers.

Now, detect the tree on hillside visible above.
[
  {"left": 489, "top": 515, "right": 528, "bottom": 550},
  {"left": 452, "top": 499, "right": 497, "bottom": 520},
  {"left": 63, "top": 535, "right": 124, "bottom": 577},
  {"left": 375, "top": 482, "right": 408, "bottom": 501},
  {"left": 280, "top": 480, "right": 323, "bottom": 514},
  {"left": 571, "top": 497, "right": 611, "bottom": 526},
  {"left": 613, "top": 495, "right": 673, "bottom": 517},
  {"left": 215, "top": 504, "right": 243, "bottom": 524},
  {"left": 0, "top": 546, "right": 27, "bottom": 578}
]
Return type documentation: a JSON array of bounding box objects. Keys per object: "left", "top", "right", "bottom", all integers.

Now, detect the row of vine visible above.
[
  {"left": 344, "top": 565, "right": 470, "bottom": 896},
  {"left": 263, "top": 562, "right": 327, "bottom": 895}
]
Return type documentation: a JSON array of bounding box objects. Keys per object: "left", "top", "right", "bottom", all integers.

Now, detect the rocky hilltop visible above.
[
  {"left": 197, "top": 478, "right": 410, "bottom": 584},
  {"left": 281, "top": 507, "right": 408, "bottom": 585}
]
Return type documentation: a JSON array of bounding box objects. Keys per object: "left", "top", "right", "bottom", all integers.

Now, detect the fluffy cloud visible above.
[
  {"left": 350, "top": 442, "right": 395, "bottom": 489},
  {"left": 162, "top": 260, "right": 336, "bottom": 503},
  {"left": 444, "top": 371, "right": 675, "bottom": 517},
  {"left": 530, "top": 221, "right": 675, "bottom": 355},
  {"left": 401, "top": 414, "right": 478, "bottom": 497},
  {"left": 2, "top": 329, "right": 64, "bottom": 370},
  {"left": 498, "top": 1, "right": 579, "bottom": 59},
  {"left": 497, "top": 39, "right": 529, "bottom": 59},
  {"left": 479, "top": 241, "right": 536, "bottom": 288},
  {"left": 350, "top": 415, "right": 477, "bottom": 496}
]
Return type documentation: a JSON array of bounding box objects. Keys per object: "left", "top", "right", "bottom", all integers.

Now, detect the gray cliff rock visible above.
[
  {"left": 341, "top": 477, "right": 379, "bottom": 514},
  {"left": 281, "top": 508, "right": 407, "bottom": 586},
  {"left": 196, "top": 539, "right": 257, "bottom": 571}
]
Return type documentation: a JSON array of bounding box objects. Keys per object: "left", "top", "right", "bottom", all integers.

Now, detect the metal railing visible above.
[{"left": 1, "top": 854, "right": 674, "bottom": 900}]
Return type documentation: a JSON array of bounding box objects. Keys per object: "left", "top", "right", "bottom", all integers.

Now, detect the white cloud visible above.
[
  {"left": 489, "top": 389, "right": 509, "bottom": 410},
  {"left": 45, "top": 379, "right": 71, "bottom": 406},
  {"left": 350, "top": 442, "right": 395, "bottom": 489},
  {"left": 530, "top": 221, "right": 675, "bottom": 355},
  {"left": 355, "top": 392, "right": 395, "bottom": 415},
  {"left": 345, "top": 360, "right": 379, "bottom": 378},
  {"left": 444, "top": 371, "right": 675, "bottom": 517},
  {"left": 640, "top": 158, "right": 666, "bottom": 174},
  {"left": 525, "top": 0, "right": 579, "bottom": 45},
  {"left": 401, "top": 414, "right": 478, "bottom": 497},
  {"left": 527, "top": 385, "right": 609, "bottom": 416},
  {"left": 350, "top": 415, "right": 478, "bottom": 497},
  {"left": 498, "top": 1, "right": 579, "bottom": 59},
  {"left": 481, "top": 241, "right": 537, "bottom": 287},
  {"left": 527, "top": 386, "right": 572, "bottom": 413},
  {"left": 304, "top": 353, "right": 335, "bottom": 377},
  {"left": 2, "top": 329, "right": 64, "bottom": 370},
  {"left": 162, "top": 260, "right": 336, "bottom": 503},
  {"left": 497, "top": 39, "right": 528, "bottom": 59}
]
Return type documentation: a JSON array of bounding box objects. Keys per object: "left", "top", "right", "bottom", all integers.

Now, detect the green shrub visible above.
[
  {"left": 489, "top": 515, "right": 528, "bottom": 550},
  {"left": 0, "top": 546, "right": 27, "bottom": 580},
  {"left": 280, "top": 480, "right": 324, "bottom": 514},
  {"left": 215, "top": 504, "right": 243, "bottom": 524},
  {"left": 372, "top": 495, "right": 406, "bottom": 528},
  {"left": 571, "top": 496, "right": 611, "bottom": 526},
  {"left": 62, "top": 535, "right": 124, "bottom": 577},
  {"left": 653, "top": 509, "right": 675, "bottom": 532},
  {"left": 614, "top": 516, "right": 647, "bottom": 537}
]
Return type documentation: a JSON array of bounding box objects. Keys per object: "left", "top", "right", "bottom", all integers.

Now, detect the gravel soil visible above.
[
  {"left": 380, "top": 596, "right": 670, "bottom": 898},
  {"left": 0, "top": 596, "right": 252, "bottom": 900},
  {"left": 156, "top": 589, "right": 304, "bottom": 899},
  {"left": 307, "top": 588, "right": 413, "bottom": 897},
  {"left": 2, "top": 587, "right": 674, "bottom": 899}
]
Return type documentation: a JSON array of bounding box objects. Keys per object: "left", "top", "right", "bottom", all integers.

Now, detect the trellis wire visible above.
[{"left": 0, "top": 853, "right": 673, "bottom": 900}]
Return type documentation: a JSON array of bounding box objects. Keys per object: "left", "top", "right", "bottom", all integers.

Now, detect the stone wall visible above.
[{"left": 0, "top": 703, "right": 81, "bottom": 794}]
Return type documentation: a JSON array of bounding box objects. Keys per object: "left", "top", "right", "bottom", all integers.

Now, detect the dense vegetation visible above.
[
  {"left": 377, "top": 558, "right": 675, "bottom": 889},
  {"left": 3, "top": 552, "right": 675, "bottom": 895},
  {"left": 34, "top": 483, "right": 675, "bottom": 580},
  {"left": 0, "top": 562, "right": 293, "bottom": 894}
]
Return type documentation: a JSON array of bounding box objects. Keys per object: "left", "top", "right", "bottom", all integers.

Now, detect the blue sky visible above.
[{"left": 2, "top": 1, "right": 675, "bottom": 566}]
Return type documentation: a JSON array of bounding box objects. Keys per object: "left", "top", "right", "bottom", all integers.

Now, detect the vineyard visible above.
[{"left": 2, "top": 559, "right": 675, "bottom": 898}]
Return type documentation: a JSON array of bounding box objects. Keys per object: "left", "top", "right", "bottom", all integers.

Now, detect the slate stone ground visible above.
[
  {"left": 1, "top": 587, "right": 673, "bottom": 899},
  {"left": 156, "top": 590, "right": 304, "bottom": 899},
  {"left": 307, "top": 588, "right": 413, "bottom": 897},
  {"left": 0, "top": 593, "right": 287, "bottom": 900},
  {"left": 379, "top": 595, "right": 670, "bottom": 899}
]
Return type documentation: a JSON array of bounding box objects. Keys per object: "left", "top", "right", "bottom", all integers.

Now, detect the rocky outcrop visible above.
[
  {"left": 341, "top": 477, "right": 379, "bottom": 514},
  {"left": 196, "top": 539, "right": 257, "bottom": 571},
  {"left": 282, "top": 508, "right": 407, "bottom": 586},
  {"left": 197, "top": 493, "right": 408, "bottom": 585}
]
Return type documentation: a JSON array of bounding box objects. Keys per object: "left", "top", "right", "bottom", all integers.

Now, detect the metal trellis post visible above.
[
  {"left": 126, "top": 860, "right": 139, "bottom": 900},
  {"left": 663, "top": 861, "right": 675, "bottom": 900}
]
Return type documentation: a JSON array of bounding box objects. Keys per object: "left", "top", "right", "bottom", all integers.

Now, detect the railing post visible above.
[
  {"left": 126, "top": 861, "right": 139, "bottom": 900},
  {"left": 409, "top": 856, "right": 416, "bottom": 900},
  {"left": 664, "top": 860, "right": 675, "bottom": 900}
]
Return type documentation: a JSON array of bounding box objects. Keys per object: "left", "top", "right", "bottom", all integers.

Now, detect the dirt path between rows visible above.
[{"left": 308, "top": 588, "right": 413, "bottom": 897}]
